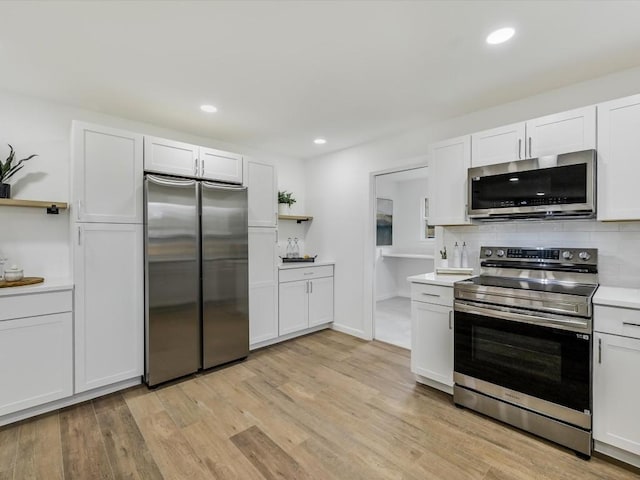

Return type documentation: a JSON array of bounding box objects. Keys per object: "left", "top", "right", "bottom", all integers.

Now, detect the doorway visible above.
[{"left": 373, "top": 166, "right": 434, "bottom": 349}]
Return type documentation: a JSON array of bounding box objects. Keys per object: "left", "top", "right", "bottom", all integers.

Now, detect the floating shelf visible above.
[
  {"left": 279, "top": 214, "right": 313, "bottom": 224},
  {"left": 0, "top": 198, "right": 68, "bottom": 214}
]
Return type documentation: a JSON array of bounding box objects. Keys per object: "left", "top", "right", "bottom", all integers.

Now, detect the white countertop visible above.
[
  {"left": 0, "top": 278, "right": 73, "bottom": 297},
  {"left": 593, "top": 285, "right": 640, "bottom": 309},
  {"left": 278, "top": 260, "right": 335, "bottom": 270},
  {"left": 407, "top": 271, "right": 474, "bottom": 287}
]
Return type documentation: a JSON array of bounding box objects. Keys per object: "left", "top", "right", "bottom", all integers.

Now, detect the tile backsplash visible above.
[{"left": 440, "top": 219, "right": 640, "bottom": 289}]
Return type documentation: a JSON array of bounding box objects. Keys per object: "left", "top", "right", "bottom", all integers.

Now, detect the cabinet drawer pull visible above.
[
  {"left": 528, "top": 137, "right": 532, "bottom": 157},
  {"left": 305, "top": 281, "right": 309, "bottom": 293},
  {"left": 304, "top": 272, "right": 314, "bottom": 276},
  {"left": 421, "top": 292, "right": 440, "bottom": 297},
  {"left": 598, "top": 338, "right": 602, "bottom": 364},
  {"left": 194, "top": 159, "right": 199, "bottom": 176},
  {"left": 623, "top": 322, "right": 640, "bottom": 328},
  {"left": 310, "top": 281, "right": 313, "bottom": 294},
  {"left": 518, "top": 138, "right": 522, "bottom": 159},
  {"left": 449, "top": 310, "right": 452, "bottom": 330}
]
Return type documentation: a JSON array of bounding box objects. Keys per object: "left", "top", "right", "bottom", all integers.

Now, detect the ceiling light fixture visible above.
[
  {"left": 200, "top": 104, "right": 218, "bottom": 113},
  {"left": 314, "top": 138, "right": 327, "bottom": 145},
  {"left": 486, "top": 27, "right": 515, "bottom": 45}
]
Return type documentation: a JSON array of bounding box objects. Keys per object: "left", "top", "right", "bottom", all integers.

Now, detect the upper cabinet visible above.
[
  {"left": 471, "top": 106, "right": 596, "bottom": 167},
  {"left": 597, "top": 94, "right": 640, "bottom": 221},
  {"left": 144, "top": 136, "right": 243, "bottom": 184},
  {"left": 72, "top": 121, "right": 143, "bottom": 223},
  {"left": 247, "top": 160, "right": 277, "bottom": 227},
  {"left": 428, "top": 135, "right": 471, "bottom": 226}
]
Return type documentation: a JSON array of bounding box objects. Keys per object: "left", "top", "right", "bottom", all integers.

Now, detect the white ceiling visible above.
[{"left": 1, "top": 1, "right": 640, "bottom": 159}]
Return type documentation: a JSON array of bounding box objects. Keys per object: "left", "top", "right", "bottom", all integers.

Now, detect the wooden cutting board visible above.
[{"left": 0, "top": 277, "right": 44, "bottom": 288}]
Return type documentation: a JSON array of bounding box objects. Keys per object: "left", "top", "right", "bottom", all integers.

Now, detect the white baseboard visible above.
[
  {"left": 250, "top": 323, "right": 332, "bottom": 351},
  {"left": 0, "top": 377, "right": 141, "bottom": 427},
  {"left": 594, "top": 440, "right": 640, "bottom": 469},
  {"left": 331, "top": 323, "right": 371, "bottom": 340},
  {"left": 376, "top": 292, "right": 398, "bottom": 302}
]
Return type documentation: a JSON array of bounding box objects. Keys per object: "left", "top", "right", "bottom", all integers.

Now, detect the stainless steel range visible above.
[{"left": 453, "top": 246, "right": 598, "bottom": 457}]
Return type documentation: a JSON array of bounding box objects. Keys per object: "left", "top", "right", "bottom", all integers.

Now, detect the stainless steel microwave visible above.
[{"left": 467, "top": 149, "right": 596, "bottom": 220}]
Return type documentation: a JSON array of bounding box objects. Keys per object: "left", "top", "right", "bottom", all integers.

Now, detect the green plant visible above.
[
  {"left": 278, "top": 190, "right": 297, "bottom": 206},
  {"left": 439, "top": 246, "right": 447, "bottom": 259},
  {"left": 0, "top": 144, "right": 38, "bottom": 184}
]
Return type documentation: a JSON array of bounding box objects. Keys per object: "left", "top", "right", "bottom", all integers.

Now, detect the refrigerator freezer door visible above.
[
  {"left": 145, "top": 174, "right": 200, "bottom": 386},
  {"left": 201, "top": 181, "right": 249, "bottom": 369}
]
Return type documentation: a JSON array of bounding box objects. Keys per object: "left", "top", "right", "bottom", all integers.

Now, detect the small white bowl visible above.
[{"left": 4, "top": 268, "right": 24, "bottom": 282}]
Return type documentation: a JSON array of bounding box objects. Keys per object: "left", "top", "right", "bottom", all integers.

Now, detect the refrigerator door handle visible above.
[
  {"left": 146, "top": 174, "right": 197, "bottom": 187},
  {"left": 201, "top": 181, "right": 247, "bottom": 191}
]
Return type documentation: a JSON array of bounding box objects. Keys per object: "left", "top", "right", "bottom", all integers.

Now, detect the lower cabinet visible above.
[
  {"left": 74, "top": 223, "right": 143, "bottom": 393},
  {"left": 410, "top": 281, "right": 454, "bottom": 393},
  {"left": 593, "top": 332, "right": 640, "bottom": 456},
  {"left": 279, "top": 265, "right": 334, "bottom": 336},
  {"left": 249, "top": 227, "right": 278, "bottom": 346}
]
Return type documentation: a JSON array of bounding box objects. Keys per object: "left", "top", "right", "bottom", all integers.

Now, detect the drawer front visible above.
[
  {"left": 279, "top": 265, "right": 334, "bottom": 283},
  {"left": 0, "top": 291, "right": 73, "bottom": 322},
  {"left": 410, "top": 283, "right": 453, "bottom": 307},
  {"left": 594, "top": 305, "right": 640, "bottom": 339}
]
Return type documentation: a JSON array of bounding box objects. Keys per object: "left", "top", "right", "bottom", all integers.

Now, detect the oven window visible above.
[{"left": 474, "top": 326, "right": 562, "bottom": 384}]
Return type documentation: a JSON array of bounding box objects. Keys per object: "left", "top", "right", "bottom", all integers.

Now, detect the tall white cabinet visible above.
[
  {"left": 247, "top": 160, "right": 279, "bottom": 347},
  {"left": 71, "top": 121, "right": 144, "bottom": 393}
]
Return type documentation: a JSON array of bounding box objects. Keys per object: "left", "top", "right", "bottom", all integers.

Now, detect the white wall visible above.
[
  {"left": 305, "top": 65, "right": 640, "bottom": 340},
  {"left": 0, "top": 89, "right": 305, "bottom": 279}
]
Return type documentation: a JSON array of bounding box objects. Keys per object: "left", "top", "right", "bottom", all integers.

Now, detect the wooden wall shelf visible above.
[
  {"left": 0, "top": 199, "right": 68, "bottom": 214},
  {"left": 278, "top": 214, "right": 313, "bottom": 224}
]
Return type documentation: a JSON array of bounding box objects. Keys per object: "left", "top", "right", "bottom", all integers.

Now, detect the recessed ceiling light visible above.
[
  {"left": 509, "top": 177, "right": 519, "bottom": 182},
  {"left": 314, "top": 138, "right": 327, "bottom": 145},
  {"left": 486, "top": 27, "right": 515, "bottom": 45},
  {"left": 200, "top": 104, "right": 218, "bottom": 113}
]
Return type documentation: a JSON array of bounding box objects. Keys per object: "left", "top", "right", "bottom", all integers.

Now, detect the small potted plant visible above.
[
  {"left": 278, "top": 190, "right": 296, "bottom": 215},
  {"left": 439, "top": 246, "right": 448, "bottom": 268},
  {"left": 0, "top": 144, "right": 38, "bottom": 199}
]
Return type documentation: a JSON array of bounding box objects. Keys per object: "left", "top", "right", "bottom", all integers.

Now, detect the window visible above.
[
  {"left": 376, "top": 198, "right": 393, "bottom": 246},
  {"left": 421, "top": 197, "right": 435, "bottom": 240}
]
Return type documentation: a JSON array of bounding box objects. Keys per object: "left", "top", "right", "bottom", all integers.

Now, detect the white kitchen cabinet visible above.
[
  {"left": 144, "top": 136, "right": 243, "bottom": 184},
  {"left": 71, "top": 121, "right": 143, "bottom": 223},
  {"left": 471, "top": 122, "right": 526, "bottom": 167},
  {"left": 410, "top": 280, "right": 454, "bottom": 393},
  {"left": 593, "top": 332, "right": 640, "bottom": 457},
  {"left": 427, "top": 135, "right": 471, "bottom": 225},
  {"left": 0, "top": 289, "right": 73, "bottom": 417},
  {"left": 597, "top": 94, "right": 640, "bottom": 221},
  {"left": 470, "top": 106, "right": 595, "bottom": 168},
  {"left": 279, "top": 265, "right": 334, "bottom": 336},
  {"left": 526, "top": 106, "right": 596, "bottom": 158},
  {"left": 74, "top": 223, "right": 143, "bottom": 393},
  {"left": 248, "top": 160, "right": 277, "bottom": 227},
  {"left": 249, "top": 227, "right": 278, "bottom": 346}
]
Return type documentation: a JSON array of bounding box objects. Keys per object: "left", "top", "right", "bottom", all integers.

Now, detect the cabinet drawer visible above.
[
  {"left": 279, "top": 265, "right": 334, "bottom": 283},
  {"left": 594, "top": 305, "right": 640, "bottom": 339},
  {"left": 0, "top": 290, "right": 73, "bottom": 322},
  {"left": 410, "top": 283, "right": 453, "bottom": 307}
]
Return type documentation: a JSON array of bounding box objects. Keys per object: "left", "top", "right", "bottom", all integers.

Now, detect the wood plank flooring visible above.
[{"left": 0, "top": 329, "right": 637, "bottom": 479}]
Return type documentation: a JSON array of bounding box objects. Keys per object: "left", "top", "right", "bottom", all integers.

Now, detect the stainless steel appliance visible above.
[
  {"left": 468, "top": 149, "right": 596, "bottom": 220},
  {"left": 144, "top": 174, "right": 248, "bottom": 387},
  {"left": 453, "top": 246, "right": 598, "bottom": 457}
]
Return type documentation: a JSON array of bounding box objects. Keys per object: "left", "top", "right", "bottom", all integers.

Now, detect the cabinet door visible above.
[
  {"left": 597, "top": 94, "right": 640, "bottom": 221},
  {"left": 200, "top": 147, "right": 243, "bottom": 184},
  {"left": 0, "top": 313, "right": 72, "bottom": 416},
  {"left": 593, "top": 332, "right": 640, "bottom": 455},
  {"left": 411, "top": 301, "right": 453, "bottom": 386},
  {"left": 279, "top": 280, "right": 308, "bottom": 335},
  {"left": 308, "top": 276, "right": 334, "bottom": 327},
  {"left": 72, "top": 121, "right": 143, "bottom": 223},
  {"left": 248, "top": 160, "right": 277, "bottom": 227},
  {"left": 471, "top": 122, "right": 525, "bottom": 167},
  {"left": 74, "top": 223, "right": 143, "bottom": 393},
  {"left": 144, "top": 136, "right": 198, "bottom": 178},
  {"left": 526, "top": 106, "right": 596, "bottom": 158},
  {"left": 427, "top": 135, "right": 471, "bottom": 225},
  {"left": 249, "top": 227, "right": 278, "bottom": 345}
]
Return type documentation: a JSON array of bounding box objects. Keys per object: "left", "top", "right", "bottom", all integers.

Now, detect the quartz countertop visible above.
[
  {"left": 407, "top": 271, "right": 474, "bottom": 287},
  {"left": 593, "top": 285, "right": 640, "bottom": 310},
  {"left": 278, "top": 260, "right": 335, "bottom": 270},
  {"left": 0, "top": 277, "right": 73, "bottom": 297}
]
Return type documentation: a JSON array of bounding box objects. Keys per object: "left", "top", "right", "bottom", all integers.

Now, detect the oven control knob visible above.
[
  {"left": 562, "top": 251, "right": 574, "bottom": 260},
  {"left": 496, "top": 249, "right": 505, "bottom": 257},
  {"left": 484, "top": 249, "right": 493, "bottom": 257},
  {"left": 579, "top": 251, "right": 591, "bottom": 261}
]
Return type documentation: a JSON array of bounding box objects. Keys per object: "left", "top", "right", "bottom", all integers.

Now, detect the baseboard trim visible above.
[
  {"left": 594, "top": 440, "right": 640, "bottom": 471},
  {"left": 250, "top": 323, "right": 332, "bottom": 351},
  {"left": 332, "top": 323, "right": 370, "bottom": 340}
]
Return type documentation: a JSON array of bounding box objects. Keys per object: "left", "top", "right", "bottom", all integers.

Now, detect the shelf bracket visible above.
[{"left": 46, "top": 205, "right": 60, "bottom": 215}]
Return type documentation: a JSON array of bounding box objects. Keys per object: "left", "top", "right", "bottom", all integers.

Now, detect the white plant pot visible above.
[
  {"left": 278, "top": 204, "right": 291, "bottom": 215},
  {"left": 440, "top": 259, "right": 449, "bottom": 268}
]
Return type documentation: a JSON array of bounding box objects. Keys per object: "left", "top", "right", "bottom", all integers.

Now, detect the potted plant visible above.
[
  {"left": 439, "top": 246, "right": 448, "bottom": 268},
  {"left": 278, "top": 190, "right": 296, "bottom": 215},
  {"left": 0, "top": 144, "right": 38, "bottom": 199}
]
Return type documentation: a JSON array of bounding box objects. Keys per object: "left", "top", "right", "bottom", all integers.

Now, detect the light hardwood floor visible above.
[{"left": 0, "top": 330, "right": 637, "bottom": 479}]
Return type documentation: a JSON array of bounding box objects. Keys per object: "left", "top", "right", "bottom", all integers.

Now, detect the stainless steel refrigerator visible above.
[{"left": 144, "top": 174, "right": 249, "bottom": 387}]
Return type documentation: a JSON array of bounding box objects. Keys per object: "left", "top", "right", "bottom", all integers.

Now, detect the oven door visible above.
[{"left": 454, "top": 301, "right": 591, "bottom": 427}]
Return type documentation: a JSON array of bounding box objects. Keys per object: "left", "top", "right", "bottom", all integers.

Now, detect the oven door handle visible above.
[{"left": 454, "top": 301, "right": 590, "bottom": 333}]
